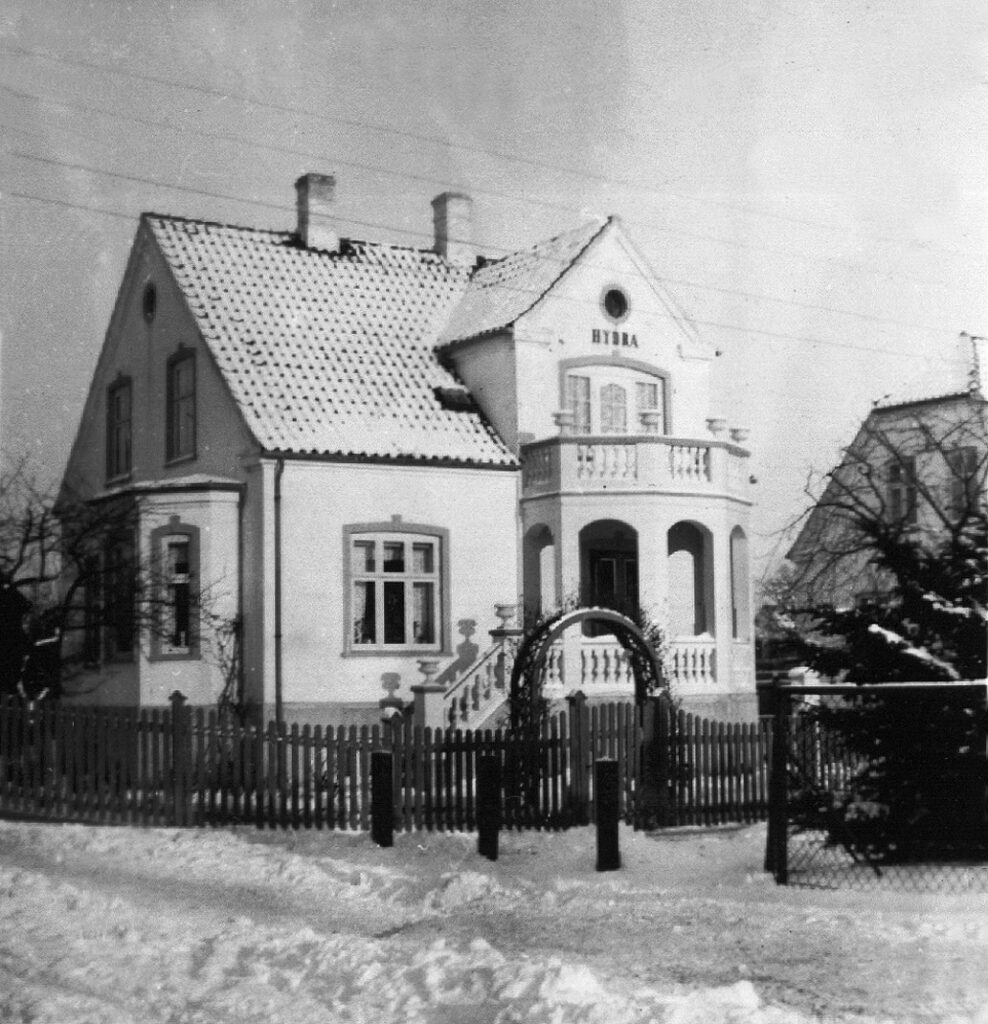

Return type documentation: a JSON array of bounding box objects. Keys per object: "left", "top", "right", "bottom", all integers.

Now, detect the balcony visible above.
[{"left": 520, "top": 435, "right": 751, "bottom": 500}]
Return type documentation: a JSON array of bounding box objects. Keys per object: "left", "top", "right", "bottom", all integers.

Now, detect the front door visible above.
[{"left": 589, "top": 551, "right": 638, "bottom": 617}]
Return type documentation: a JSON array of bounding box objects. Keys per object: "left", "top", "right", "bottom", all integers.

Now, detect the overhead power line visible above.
[
  {"left": 8, "top": 187, "right": 965, "bottom": 365},
  {"left": 1, "top": 41, "right": 982, "bottom": 264},
  {"left": 9, "top": 147, "right": 964, "bottom": 339}
]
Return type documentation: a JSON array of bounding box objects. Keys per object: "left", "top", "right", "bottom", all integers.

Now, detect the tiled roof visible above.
[
  {"left": 439, "top": 218, "right": 608, "bottom": 345},
  {"left": 875, "top": 334, "right": 986, "bottom": 410},
  {"left": 146, "top": 216, "right": 516, "bottom": 467}
]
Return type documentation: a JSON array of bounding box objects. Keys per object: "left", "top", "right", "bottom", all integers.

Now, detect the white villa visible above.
[{"left": 59, "top": 173, "right": 756, "bottom": 727}]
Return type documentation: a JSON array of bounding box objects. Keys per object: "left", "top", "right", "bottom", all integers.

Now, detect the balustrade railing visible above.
[
  {"left": 520, "top": 435, "right": 748, "bottom": 497},
  {"left": 669, "top": 637, "right": 717, "bottom": 690}
]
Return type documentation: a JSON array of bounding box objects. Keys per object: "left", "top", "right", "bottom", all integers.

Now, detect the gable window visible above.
[
  {"left": 149, "top": 520, "right": 200, "bottom": 660},
  {"left": 346, "top": 526, "right": 448, "bottom": 653},
  {"left": 106, "top": 377, "right": 132, "bottom": 480},
  {"left": 600, "top": 383, "right": 627, "bottom": 434},
  {"left": 887, "top": 457, "right": 917, "bottom": 525},
  {"left": 947, "top": 446, "right": 980, "bottom": 515},
  {"left": 566, "top": 375, "right": 591, "bottom": 434},
  {"left": 166, "top": 351, "right": 196, "bottom": 463}
]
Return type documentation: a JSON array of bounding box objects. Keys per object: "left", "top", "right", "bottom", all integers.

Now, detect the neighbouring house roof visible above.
[
  {"left": 874, "top": 333, "right": 986, "bottom": 411},
  {"left": 438, "top": 218, "right": 609, "bottom": 345},
  {"left": 146, "top": 215, "right": 521, "bottom": 467}
]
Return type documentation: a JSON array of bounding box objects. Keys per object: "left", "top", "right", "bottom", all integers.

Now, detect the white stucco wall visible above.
[{"left": 268, "top": 459, "right": 519, "bottom": 718}]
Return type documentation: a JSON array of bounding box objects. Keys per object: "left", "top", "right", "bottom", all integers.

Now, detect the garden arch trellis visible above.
[{"left": 508, "top": 607, "right": 664, "bottom": 730}]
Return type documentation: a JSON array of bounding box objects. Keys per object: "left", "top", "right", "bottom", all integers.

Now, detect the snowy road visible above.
[{"left": 0, "top": 820, "right": 986, "bottom": 1022}]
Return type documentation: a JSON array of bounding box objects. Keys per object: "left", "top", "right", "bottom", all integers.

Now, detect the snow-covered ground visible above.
[{"left": 1, "top": 819, "right": 986, "bottom": 1023}]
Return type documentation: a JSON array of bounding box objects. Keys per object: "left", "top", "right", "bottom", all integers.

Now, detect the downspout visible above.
[{"left": 273, "top": 457, "right": 285, "bottom": 729}]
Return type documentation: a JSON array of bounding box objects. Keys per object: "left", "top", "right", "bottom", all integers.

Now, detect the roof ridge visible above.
[{"left": 144, "top": 211, "right": 468, "bottom": 262}]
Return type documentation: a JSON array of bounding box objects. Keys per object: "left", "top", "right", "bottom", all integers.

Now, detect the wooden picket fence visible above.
[{"left": 0, "top": 693, "right": 770, "bottom": 831}]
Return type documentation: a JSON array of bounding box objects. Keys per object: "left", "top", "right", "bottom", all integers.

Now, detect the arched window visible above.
[{"left": 600, "top": 384, "right": 627, "bottom": 434}]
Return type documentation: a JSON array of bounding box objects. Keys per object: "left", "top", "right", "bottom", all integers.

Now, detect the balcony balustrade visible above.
[{"left": 520, "top": 434, "right": 750, "bottom": 498}]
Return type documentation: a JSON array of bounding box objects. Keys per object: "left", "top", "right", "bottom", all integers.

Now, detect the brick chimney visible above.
[
  {"left": 431, "top": 191, "right": 473, "bottom": 265},
  {"left": 295, "top": 173, "right": 340, "bottom": 252}
]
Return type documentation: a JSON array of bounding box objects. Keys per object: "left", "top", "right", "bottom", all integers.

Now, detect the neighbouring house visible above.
[
  {"left": 786, "top": 332, "right": 988, "bottom": 611},
  {"left": 58, "top": 173, "right": 757, "bottom": 727}
]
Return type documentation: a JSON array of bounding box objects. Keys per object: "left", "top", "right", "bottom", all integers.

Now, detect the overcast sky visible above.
[{"left": 1, "top": 0, "right": 986, "bottom": 585}]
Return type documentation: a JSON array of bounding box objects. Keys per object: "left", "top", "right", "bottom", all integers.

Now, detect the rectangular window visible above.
[
  {"left": 349, "top": 533, "right": 441, "bottom": 650},
  {"left": 166, "top": 353, "right": 196, "bottom": 462},
  {"left": 566, "top": 375, "right": 591, "bottom": 433},
  {"left": 165, "top": 535, "right": 191, "bottom": 652},
  {"left": 947, "top": 446, "right": 980, "bottom": 515},
  {"left": 106, "top": 379, "right": 132, "bottom": 480},
  {"left": 887, "top": 457, "right": 917, "bottom": 525},
  {"left": 600, "top": 383, "right": 627, "bottom": 434}
]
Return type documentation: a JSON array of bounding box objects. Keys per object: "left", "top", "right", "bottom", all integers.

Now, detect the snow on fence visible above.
[{"left": 0, "top": 694, "right": 770, "bottom": 832}]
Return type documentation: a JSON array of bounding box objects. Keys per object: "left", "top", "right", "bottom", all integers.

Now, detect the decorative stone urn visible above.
[
  {"left": 639, "top": 409, "right": 662, "bottom": 432},
  {"left": 730, "top": 426, "right": 750, "bottom": 444},
  {"left": 552, "top": 409, "right": 575, "bottom": 434},
  {"left": 706, "top": 416, "right": 728, "bottom": 437},
  {"left": 494, "top": 603, "right": 517, "bottom": 629},
  {"left": 417, "top": 658, "right": 442, "bottom": 687}
]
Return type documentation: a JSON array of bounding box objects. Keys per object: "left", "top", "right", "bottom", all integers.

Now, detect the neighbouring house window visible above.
[
  {"left": 947, "top": 446, "right": 980, "bottom": 515},
  {"left": 600, "top": 383, "right": 627, "bottom": 434},
  {"left": 347, "top": 528, "right": 446, "bottom": 652},
  {"left": 149, "top": 521, "right": 200, "bottom": 660},
  {"left": 887, "top": 457, "right": 918, "bottom": 525},
  {"left": 635, "top": 380, "right": 661, "bottom": 433},
  {"left": 566, "top": 375, "right": 591, "bottom": 434},
  {"left": 106, "top": 377, "right": 132, "bottom": 480},
  {"left": 166, "top": 351, "right": 196, "bottom": 462}
]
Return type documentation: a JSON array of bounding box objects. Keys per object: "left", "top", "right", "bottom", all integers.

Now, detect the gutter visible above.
[{"left": 273, "top": 457, "right": 285, "bottom": 729}]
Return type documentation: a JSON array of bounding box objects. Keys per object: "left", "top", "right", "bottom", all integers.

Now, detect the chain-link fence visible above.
[{"left": 766, "top": 682, "right": 988, "bottom": 892}]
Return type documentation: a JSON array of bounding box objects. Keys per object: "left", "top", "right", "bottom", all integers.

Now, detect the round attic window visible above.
[
  {"left": 142, "top": 282, "right": 157, "bottom": 323},
  {"left": 602, "top": 287, "right": 629, "bottom": 322}
]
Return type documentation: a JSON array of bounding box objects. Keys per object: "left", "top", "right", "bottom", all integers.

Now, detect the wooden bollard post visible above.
[
  {"left": 370, "top": 751, "right": 394, "bottom": 848},
  {"left": 595, "top": 758, "right": 620, "bottom": 872},
  {"left": 477, "top": 754, "right": 501, "bottom": 861}
]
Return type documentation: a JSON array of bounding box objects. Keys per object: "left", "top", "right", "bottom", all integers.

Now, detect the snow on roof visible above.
[
  {"left": 874, "top": 333, "right": 986, "bottom": 411},
  {"left": 438, "top": 218, "right": 608, "bottom": 345},
  {"left": 146, "top": 215, "right": 517, "bottom": 467}
]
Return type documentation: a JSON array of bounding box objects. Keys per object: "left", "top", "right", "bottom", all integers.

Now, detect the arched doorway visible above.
[{"left": 579, "top": 520, "right": 639, "bottom": 625}]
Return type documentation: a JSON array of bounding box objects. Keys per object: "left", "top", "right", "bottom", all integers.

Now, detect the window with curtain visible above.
[
  {"left": 348, "top": 531, "right": 443, "bottom": 651},
  {"left": 600, "top": 383, "right": 627, "bottom": 434}
]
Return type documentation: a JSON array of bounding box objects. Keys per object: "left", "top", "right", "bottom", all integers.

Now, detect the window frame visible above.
[
  {"left": 599, "top": 382, "right": 628, "bottom": 434},
  {"left": 106, "top": 375, "right": 133, "bottom": 482},
  {"left": 148, "top": 519, "right": 201, "bottom": 662},
  {"left": 886, "top": 456, "right": 918, "bottom": 526},
  {"left": 559, "top": 357, "right": 671, "bottom": 435},
  {"left": 946, "top": 445, "right": 981, "bottom": 516},
  {"left": 166, "top": 349, "right": 197, "bottom": 464},
  {"left": 343, "top": 522, "right": 451, "bottom": 656}
]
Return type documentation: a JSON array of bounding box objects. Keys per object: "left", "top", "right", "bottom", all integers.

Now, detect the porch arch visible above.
[
  {"left": 522, "top": 524, "right": 556, "bottom": 621},
  {"left": 730, "top": 525, "right": 751, "bottom": 640},
  {"left": 667, "top": 520, "right": 714, "bottom": 637}
]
